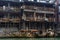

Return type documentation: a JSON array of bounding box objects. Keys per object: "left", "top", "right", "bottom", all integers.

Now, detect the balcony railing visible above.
[
  {"left": 26, "top": 17, "right": 34, "bottom": 21},
  {"left": 0, "top": 18, "right": 4, "bottom": 22},
  {"left": 10, "top": 7, "right": 20, "bottom": 12},
  {"left": 0, "top": 17, "right": 21, "bottom": 23},
  {"left": 10, "top": 18, "right": 20, "bottom": 23},
  {"left": 48, "top": 18, "right": 55, "bottom": 22},
  {"left": 1, "top": 18, "right": 9, "bottom": 22},
  {"left": 22, "top": 16, "right": 55, "bottom": 22},
  {"left": 24, "top": 9, "right": 34, "bottom": 12},
  {"left": 36, "top": 10, "right": 54, "bottom": 14},
  {"left": 36, "top": 7, "right": 55, "bottom": 12},
  {"left": 36, "top": 17, "right": 44, "bottom": 21},
  {"left": 22, "top": 6, "right": 55, "bottom": 14},
  {"left": 21, "top": 5, "right": 55, "bottom": 11},
  {"left": 0, "top": 7, "right": 3, "bottom": 11},
  {"left": 36, "top": 7, "right": 55, "bottom": 14},
  {"left": 0, "top": 7, "right": 20, "bottom": 12},
  {"left": 22, "top": 16, "right": 44, "bottom": 22},
  {"left": 21, "top": 5, "right": 34, "bottom": 10}
]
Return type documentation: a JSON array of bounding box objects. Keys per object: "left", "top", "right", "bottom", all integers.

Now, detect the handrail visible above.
[
  {"left": 22, "top": 16, "right": 55, "bottom": 22},
  {"left": 21, "top": 5, "right": 55, "bottom": 12},
  {"left": 0, "top": 7, "right": 20, "bottom": 12}
]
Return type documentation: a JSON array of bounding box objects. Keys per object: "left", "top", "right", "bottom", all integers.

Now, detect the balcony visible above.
[
  {"left": 42, "top": 17, "right": 55, "bottom": 22},
  {"left": 22, "top": 16, "right": 44, "bottom": 22},
  {"left": 22, "top": 16, "right": 34, "bottom": 21},
  {"left": 22, "top": 10, "right": 55, "bottom": 22},
  {"left": 36, "top": 17, "right": 44, "bottom": 22},
  {"left": 0, "top": 18, "right": 3, "bottom": 22},
  {"left": 21, "top": 5, "right": 55, "bottom": 14},
  {"left": 24, "top": 9, "right": 34, "bottom": 12},
  {"left": 10, "top": 18, "right": 20, "bottom": 23},
  {"left": 21, "top": 5, "right": 35, "bottom": 12},
  {"left": 21, "top": 5, "right": 34, "bottom": 10},
  {"left": 22, "top": 16, "right": 55, "bottom": 22},
  {"left": 0, "top": 7, "right": 20, "bottom": 12},
  {"left": 22, "top": 6, "right": 55, "bottom": 14},
  {"left": 26, "top": 17, "right": 34, "bottom": 21},
  {"left": 36, "top": 7, "right": 55, "bottom": 14},
  {"left": 2, "top": 18, "right": 9, "bottom": 22},
  {"left": 36, "top": 10, "right": 54, "bottom": 14},
  {"left": 0, "top": 7, "right": 3, "bottom": 11},
  {"left": 36, "top": 7, "right": 55, "bottom": 12},
  {"left": 10, "top": 7, "right": 20, "bottom": 12},
  {"left": 48, "top": 18, "right": 55, "bottom": 22}
]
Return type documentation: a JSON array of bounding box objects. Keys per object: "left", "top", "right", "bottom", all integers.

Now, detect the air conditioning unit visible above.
[
  {"left": 39, "top": 1, "right": 46, "bottom": 3},
  {"left": 19, "top": 0, "right": 24, "bottom": 2},
  {"left": 37, "top": 0, "right": 46, "bottom": 3},
  {"left": 37, "top": 0, "right": 55, "bottom": 4},
  {"left": 28, "top": 0, "right": 34, "bottom": 2},
  {"left": 44, "top": 17, "right": 48, "bottom": 21},
  {"left": 49, "top": 1, "right": 55, "bottom": 3}
]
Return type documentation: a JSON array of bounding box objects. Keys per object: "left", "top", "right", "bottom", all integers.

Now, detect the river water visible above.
[{"left": 0, "top": 38, "right": 59, "bottom": 40}]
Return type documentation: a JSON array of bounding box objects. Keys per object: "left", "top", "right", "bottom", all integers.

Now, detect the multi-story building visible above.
[
  {"left": 57, "top": 0, "right": 60, "bottom": 35},
  {"left": 0, "top": 0, "right": 57, "bottom": 37},
  {"left": 0, "top": 1, "right": 22, "bottom": 37}
]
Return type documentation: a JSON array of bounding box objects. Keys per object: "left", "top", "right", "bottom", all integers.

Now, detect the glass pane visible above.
[
  {"left": 28, "top": 0, "right": 34, "bottom": 1},
  {"left": 59, "top": 15, "right": 60, "bottom": 22},
  {"left": 59, "top": 6, "right": 60, "bottom": 12}
]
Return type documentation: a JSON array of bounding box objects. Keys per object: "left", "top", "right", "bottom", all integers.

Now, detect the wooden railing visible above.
[
  {"left": 21, "top": 5, "right": 34, "bottom": 10},
  {"left": 0, "top": 17, "right": 21, "bottom": 23},
  {"left": 22, "top": 16, "right": 55, "bottom": 22},
  {"left": 26, "top": 17, "right": 34, "bottom": 21},
  {"left": 36, "top": 7, "right": 55, "bottom": 12},
  {"left": 10, "top": 18, "right": 20, "bottom": 23},
  {"left": 0, "top": 17, "right": 55, "bottom": 22},
  {"left": 0, "top": 7, "right": 3, "bottom": 11},
  {"left": 48, "top": 18, "right": 55, "bottom": 22},
  {"left": 22, "top": 5, "right": 55, "bottom": 14},
  {"left": 1, "top": 18, "right": 9, "bottom": 22},
  {"left": 10, "top": 7, "right": 20, "bottom": 12},
  {"left": 0, "top": 7, "right": 20, "bottom": 12},
  {"left": 36, "top": 17, "right": 44, "bottom": 21}
]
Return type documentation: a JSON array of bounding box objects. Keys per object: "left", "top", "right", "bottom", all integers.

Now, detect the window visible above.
[
  {"left": 19, "top": 0, "right": 23, "bottom": 2},
  {"left": 59, "top": 6, "right": 60, "bottom": 12},
  {"left": 2, "top": 0, "right": 19, "bottom": 2},
  {"left": 5, "top": 0, "right": 14, "bottom": 1},
  {"left": 58, "top": 0, "right": 60, "bottom": 4},
  {"left": 28, "top": 0, "right": 34, "bottom": 1},
  {"left": 59, "top": 15, "right": 60, "bottom": 22},
  {"left": 49, "top": 0, "right": 55, "bottom": 3},
  {"left": 37, "top": 0, "right": 45, "bottom": 2},
  {"left": 37, "top": 0, "right": 55, "bottom": 3},
  {"left": 19, "top": 0, "right": 21, "bottom": 1},
  {"left": 37, "top": 0, "right": 46, "bottom": 3},
  {"left": 3, "top": 6, "right": 6, "bottom": 10}
]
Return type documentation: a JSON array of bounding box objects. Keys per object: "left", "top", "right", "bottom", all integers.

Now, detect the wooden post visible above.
[{"left": 34, "top": 10, "right": 36, "bottom": 21}]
